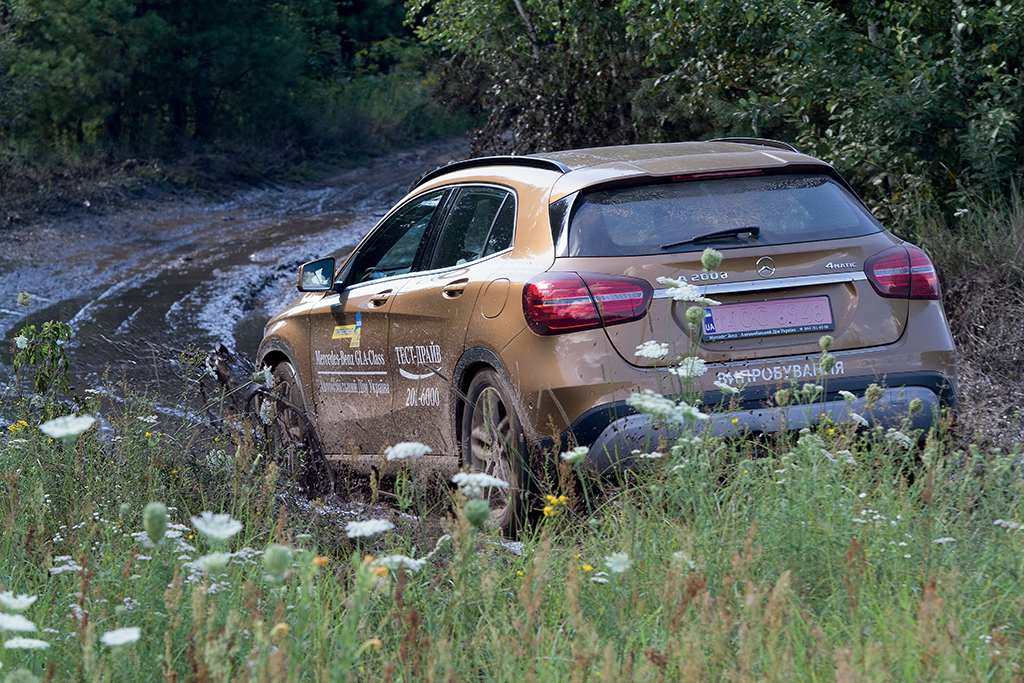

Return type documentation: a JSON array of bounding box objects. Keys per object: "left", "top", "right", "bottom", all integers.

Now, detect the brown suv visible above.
[{"left": 257, "top": 139, "right": 957, "bottom": 532}]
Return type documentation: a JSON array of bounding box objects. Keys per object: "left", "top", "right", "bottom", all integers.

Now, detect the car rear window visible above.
[{"left": 565, "top": 174, "right": 882, "bottom": 257}]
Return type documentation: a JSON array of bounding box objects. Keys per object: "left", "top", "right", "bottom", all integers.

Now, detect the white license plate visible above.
[{"left": 702, "top": 296, "right": 834, "bottom": 341}]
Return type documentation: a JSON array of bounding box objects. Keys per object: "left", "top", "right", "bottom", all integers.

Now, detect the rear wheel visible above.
[{"left": 461, "top": 368, "right": 530, "bottom": 535}]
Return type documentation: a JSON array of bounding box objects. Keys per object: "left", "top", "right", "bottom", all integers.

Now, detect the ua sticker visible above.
[{"left": 332, "top": 312, "right": 362, "bottom": 348}]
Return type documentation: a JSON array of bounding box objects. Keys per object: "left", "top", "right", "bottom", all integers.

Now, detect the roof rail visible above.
[
  {"left": 706, "top": 137, "right": 801, "bottom": 154},
  {"left": 410, "top": 155, "right": 571, "bottom": 192}
]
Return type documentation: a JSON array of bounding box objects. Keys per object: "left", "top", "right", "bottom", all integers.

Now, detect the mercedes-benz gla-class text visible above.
[{"left": 258, "top": 139, "right": 957, "bottom": 532}]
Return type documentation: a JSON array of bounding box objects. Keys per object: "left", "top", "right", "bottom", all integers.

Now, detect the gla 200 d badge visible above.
[{"left": 257, "top": 138, "right": 958, "bottom": 534}]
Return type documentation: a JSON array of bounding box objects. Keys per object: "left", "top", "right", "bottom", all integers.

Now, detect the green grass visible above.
[{"left": 2, "top": 371, "right": 1024, "bottom": 682}]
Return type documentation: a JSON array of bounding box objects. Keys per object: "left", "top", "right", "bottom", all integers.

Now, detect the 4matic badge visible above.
[{"left": 825, "top": 261, "right": 857, "bottom": 269}]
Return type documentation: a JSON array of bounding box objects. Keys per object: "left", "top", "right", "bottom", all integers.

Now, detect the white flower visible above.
[
  {"left": 604, "top": 551, "right": 633, "bottom": 573},
  {"left": 100, "top": 627, "right": 141, "bottom": 646},
  {"left": 838, "top": 390, "right": 857, "bottom": 402},
  {"left": 849, "top": 412, "right": 869, "bottom": 427},
  {"left": 560, "top": 446, "right": 589, "bottom": 464},
  {"left": 590, "top": 572, "right": 610, "bottom": 584},
  {"left": 714, "top": 380, "right": 739, "bottom": 394},
  {"left": 994, "top": 519, "right": 1022, "bottom": 530},
  {"left": 656, "top": 277, "right": 720, "bottom": 306},
  {"left": 635, "top": 341, "right": 669, "bottom": 359},
  {"left": 373, "top": 555, "right": 427, "bottom": 572},
  {"left": 4, "top": 637, "right": 49, "bottom": 649},
  {"left": 626, "top": 390, "right": 708, "bottom": 424},
  {"left": 137, "top": 415, "right": 158, "bottom": 424},
  {"left": 0, "top": 593, "right": 37, "bottom": 613},
  {"left": 13, "top": 334, "right": 29, "bottom": 349},
  {"left": 669, "top": 357, "right": 707, "bottom": 378},
  {"left": 452, "top": 472, "right": 510, "bottom": 497},
  {"left": 637, "top": 451, "right": 663, "bottom": 459},
  {"left": 954, "top": 208, "right": 969, "bottom": 217},
  {"left": 191, "top": 512, "right": 243, "bottom": 542},
  {"left": 345, "top": 519, "right": 394, "bottom": 538},
  {"left": 671, "top": 551, "right": 696, "bottom": 570},
  {"left": 885, "top": 428, "right": 914, "bottom": 450},
  {"left": 0, "top": 614, "right": 36, "bottom": 632},
  {"left": 194, "top": 552, "right": 232, "bottom": 574},
  {"left": 385, "top": 442, "right": 432, "bottom": 461},
  {"left": 39, "top": 414, "right": 96, "bottom": 439},
  {"left": 676, "top": 402, "right": 709, "bottom": 422},
  {"left": 932, "top": 537, "right": 957, "bottom": 545}
]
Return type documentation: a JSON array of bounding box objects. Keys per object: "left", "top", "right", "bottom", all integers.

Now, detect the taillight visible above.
[
  {"left": 864, "top": 245, "right": 941, "bottom": 300},
  {"left": 523, "top": 272, "right": 653, "bottom": 335}
]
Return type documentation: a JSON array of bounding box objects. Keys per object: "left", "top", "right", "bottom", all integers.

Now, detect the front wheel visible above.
[
  {"left": 261, "top": 361, "right": 334, "bottom": 494},
  {"left": 461, "top": 368, "right": 531, "bottom": 535}
]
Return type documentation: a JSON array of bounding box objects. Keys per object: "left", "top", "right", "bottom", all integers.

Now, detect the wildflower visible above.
[
  {"left": 194, "top": 552, "right": 232, "bottom": 574},
  {"left": 100, "top": 627, "right": 141, "bottom": 646},
  {"left": 13, "top": 335, "right": 28, "bottom": 349},
  {"left": 312, "top": 556, "right": 330, "bottom": 567},
  {"left": 252, "top": 366, "right": 274, "bottom": 390},
  {"left": 17, "top": 291, "right": 31, "bottom": 308},
  {"left": 909, "top": 398, "right": 922, "bottom": 414},
  {"left": 819, "top": 335, "right": 834, "bottom": 352},
  {"left": 864, "top": 383, "right": 884, "bottom": 408},
  {"left": 774, "top": 389, "right": 792, "bottom": 406},
  {"left": 373, "top": 555, "right": 427, "bottom": 572},
  {"left": 39, "top": 414, "right": 96, "bottom": 440},
  {"left": 258, "top": 400, "right": 275, "bottom": 425},
  {"left": 849, "top": 412, "right": 869, "bottom": 427},
  {"left": 263, "top": 544, "right": 293, "bottom": 581},
  {"left": 714, "top": 380, "right": 740, "bottom": 394},
  {"left": 838, "top": 390, "right": 856, "bottom": 402},
  {"left": 345, "top": 519, "right": 394, "bottom": 538},
  {"left": 685, "top": 306, "right": 703, "bottom": 326},
  {"left": 0, "top": 593, "right": 37, "bottom": 613},
  {"left": 191, "top": 512, "right": 243, "bottom": 542},
  {"left": 637, "top": 451, "right": 663, "bottom": 459},
  {"left": 385, "top": 442, "right": 432, "bottom": 460},
  {"left": 463, "top": 499, "right": 491, "bottom": 529},
  {"left": 143, "top": 502, "right": 168, "bottom": 545},
  {"left": 672, "top": 551, "right": 696, "bottom": 570},
  {"left": 954, "top": 208, "right": 969, "bottom": 217},
  {"left": 582, "top": 564, "right": 593, "bottom": 572},
  {"left": 701, "top": 247, "right": 724, "bottom": 271},
  {"left": 452, "top": 472, "right": 509, "bottom": 497},
  {"left": 590, "top": 572, "right": 610, "bottom": 584},
  {"left": 669, "top": 357, "right": 707, "bottom": 378},
  {"left": 542, "top": 494, "right": 569, "bottom": 517},
  {"left": 933, "top": 537, "right": 956, "bottom": 545},
  {"left": 560, "top": 446, "right": 589, "bottom": 464},
  {"left": 820, "top": 352, "right": 836, "bottom": 373},
  {"left": 885, "top": 428, "right": 914, "bottom": 450},
  {"left": 4, "top": 668, "right": 42, "bottom": 683},
  {"left": 627, "top": 389, "right": 708, "bottom": 424},
  {"left": 0, "top": 614, "right": 36, "bottom": 632},
  {"left": 3, "top": 637, "right": 49, "bottom": 650},
  {"left": 635, "top": 341, "right": 669, "bottom": 359},
  {"left": 655, "top": 277, "right": 720, "bottom": 306},
  {"left": 604, "top": 552, "right": 632, "bottom": 574},
  {"left": 994, "top": 519, "right": 1022, "bottom": 530},
  {"left": 137, "top": 415, "right": 158, "bottom": 424}
]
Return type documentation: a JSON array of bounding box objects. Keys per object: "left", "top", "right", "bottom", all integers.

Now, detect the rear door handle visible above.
[
  {"left": 442, "top": 278, "right": 469, "bottom": 298},
  {"left": 369, "top": 290, "right": 392, "bottom": 307}
]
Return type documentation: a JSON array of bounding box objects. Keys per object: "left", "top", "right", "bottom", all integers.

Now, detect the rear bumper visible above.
[{"left": 556, "top": 372, "right": 955, "bottom": 471}]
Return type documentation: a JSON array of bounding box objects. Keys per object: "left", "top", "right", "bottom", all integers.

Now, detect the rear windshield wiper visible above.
[{"left": 661, "top": 226, "right": 761, "bottom": 251}]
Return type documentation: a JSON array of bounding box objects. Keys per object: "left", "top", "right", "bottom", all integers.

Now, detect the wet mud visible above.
[{"left": 0, "top": 139, "right": 469, "bottom": 399}]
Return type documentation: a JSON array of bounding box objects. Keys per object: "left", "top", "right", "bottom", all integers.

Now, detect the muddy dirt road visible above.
[{"left": 0, "top": 140, "right": 470, "bottom": 403}]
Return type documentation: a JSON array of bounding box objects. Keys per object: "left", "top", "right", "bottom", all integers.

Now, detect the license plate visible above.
[{"left": 702, "top": 296, "right": 834, "bottom": 341}]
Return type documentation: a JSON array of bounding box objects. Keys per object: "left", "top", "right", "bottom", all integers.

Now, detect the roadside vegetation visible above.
[{"left": 2, "top": 245, "right": 1023, "bottom": 681}]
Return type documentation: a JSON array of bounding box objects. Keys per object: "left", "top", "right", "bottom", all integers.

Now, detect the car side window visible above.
[
  {"left": 428, "top": 187, "right": 515, "bottom": 270},
  {"left": 351, "top": 190, "right": 446, "bottom": 283}
]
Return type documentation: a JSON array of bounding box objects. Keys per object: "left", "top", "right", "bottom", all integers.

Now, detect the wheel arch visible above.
[
  {"left": 451, "top": 347, "right": 529, "bottom": 463},
  {"left": 257, "top": 339, "right": 311, "bottom": 411}
]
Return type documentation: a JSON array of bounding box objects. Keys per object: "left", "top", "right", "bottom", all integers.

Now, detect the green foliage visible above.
[
  {"left": 4, "top": 0, "right": 339, "bottom": 150},
  {"left": 11, "top": 320, "right": 72, "bottom": 394},
  {"left": 415, "top": 0, "right": 1024, "bottom": 210}
]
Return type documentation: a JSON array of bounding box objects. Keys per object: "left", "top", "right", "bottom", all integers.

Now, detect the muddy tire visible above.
[
  {"left": 264, "top": 361, "right": 333, "bottom": 495},
  {"left": 461, "top": 368, "right": 531, "bottom": 535}
]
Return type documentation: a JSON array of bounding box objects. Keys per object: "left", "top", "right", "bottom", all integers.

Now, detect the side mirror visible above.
[{"left": 297, "top": 258, "right": 335, "bottom": 292}]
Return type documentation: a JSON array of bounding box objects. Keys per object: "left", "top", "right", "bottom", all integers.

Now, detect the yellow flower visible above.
[
  {"left": 582, "top": 564, "right": 592, "bottom": 572},
  {"left": 516, "top": 570, "right": 523, "bottom": 576},
  {"left": 371, "top": 566, "right": 388, "bottom": 577},
  {"left": 145, "top": 432, "right": 151, "bottom": 437},
  {"left": 828, "top": 428, "right": 835, "bottom": 436},
  {"left": 731, "top": 417, "right": 739, "bottom": 425},
  {"left": 743, "top": 469, "right": 749, "bottom": 474},
  {"left": 312, "top": 555, "right": 329, "bottom": 567}
]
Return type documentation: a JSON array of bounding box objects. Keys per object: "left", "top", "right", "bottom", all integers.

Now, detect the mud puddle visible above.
[{"left": 0, "top": 139, "right": 469, "bottom": 400}]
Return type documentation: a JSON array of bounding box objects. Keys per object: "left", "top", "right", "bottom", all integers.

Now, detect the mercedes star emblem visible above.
[{"left": 756, "top": 256, "right": 776, "bottom": 278}]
